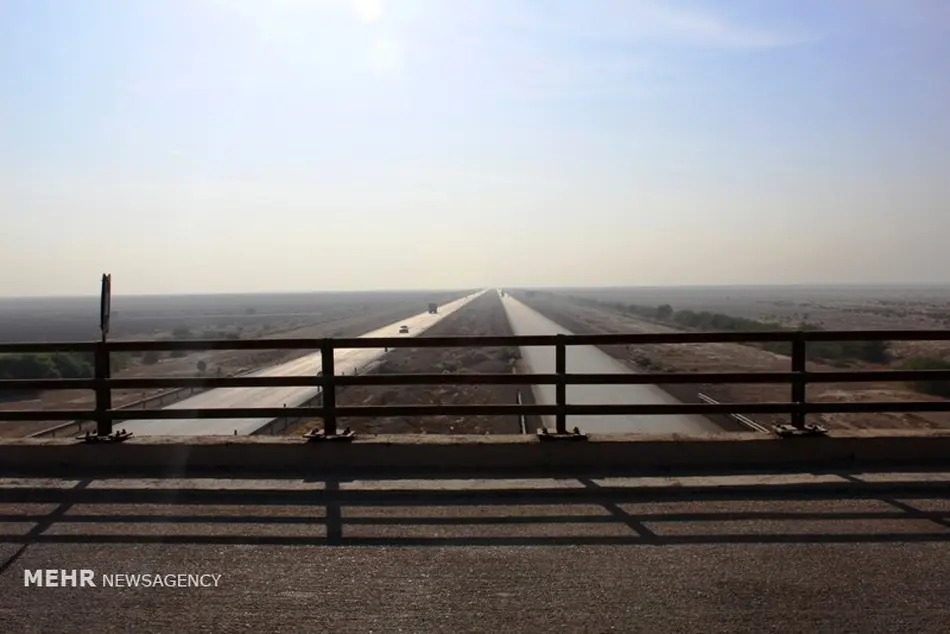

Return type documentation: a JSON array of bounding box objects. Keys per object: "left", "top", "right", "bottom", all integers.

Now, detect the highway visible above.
[
  {"left": 500, "top": 293, "right": 719, "bottom": 434},
  {"left": 120, "top": 291, "right": 486, "bottom": 436}
]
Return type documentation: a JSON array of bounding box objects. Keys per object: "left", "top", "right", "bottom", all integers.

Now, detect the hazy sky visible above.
[{"left": 2, "top": 0, "right": 949, "bottom": 296}]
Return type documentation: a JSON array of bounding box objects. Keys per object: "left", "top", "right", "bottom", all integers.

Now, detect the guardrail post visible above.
[
  {"left": 555, "top": 334, "right": 567, "bottom": 434},
  {"left": 94, "top": 341, "right": 112, "bottom": 436},
  {"left": 538, "top": 334, "right": 585, "bottom": 439},
  {"left": 321, "top": 340, "right": 337, "bottom": 436},
  {"left": 791, "top": 332, "right": 806, "bottom": 429},
  {"left": 774, "top": 331, "right": 826, "bottom": 437}
]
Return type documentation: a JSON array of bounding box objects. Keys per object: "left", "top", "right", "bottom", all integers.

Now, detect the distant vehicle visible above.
[
  {"left": 428, "top": 303, "right": 438, "bottom": 314},
  {"left": 399, "top": 325, "right": 409, "bottom": 334}
]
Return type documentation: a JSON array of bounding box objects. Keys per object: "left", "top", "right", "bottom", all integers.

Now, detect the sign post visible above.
[
  {"left": 99, "top": 273, "right": 111, "bottom": 342},
  {"left": 94, "top": 274, "right": 113, "bottom": 437},
  {"left": 81, "top": 274, "right": 130, "bottom": 441}
]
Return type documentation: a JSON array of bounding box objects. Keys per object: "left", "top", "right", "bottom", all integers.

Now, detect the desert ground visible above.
[
  {"left": 4, "top": 284, "right": 950, "bottom": 436},
  {"left": 0, "top": 290, "right": 468, "bottom": 437},
  {"left": 514, "top": 287, "right": 950, "bottom": 431}
]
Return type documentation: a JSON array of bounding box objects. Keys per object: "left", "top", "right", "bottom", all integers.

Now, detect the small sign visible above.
[{"left": 100, "top": 273, "right": 111, "bottom": 338}]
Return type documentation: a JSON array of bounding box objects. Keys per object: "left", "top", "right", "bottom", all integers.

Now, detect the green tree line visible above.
[
  {"left": 0, "top": 352, "right": 95, "bottom": 380},
  {"left": 0, "top": 351, "right": 135, "bottom": 399},
  {"left": 2, "top": 352, "right": 92, "bottom": 400}
]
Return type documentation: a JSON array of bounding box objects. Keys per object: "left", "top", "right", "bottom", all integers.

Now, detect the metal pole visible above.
[
  {"left": 94, "top": 340, "right": 112, "bottom": 436},
  {"left": 321, "top": 340, "right": 337, "bottom": 435},
  {"left": 555, "top": 334, "right": 567, "bottom": 434},
  {"left": 791, "top": 333, "right": 806, "bottom": 429},
  {"left": 95, "top": 273, "right": 113, "bottom": 437}
]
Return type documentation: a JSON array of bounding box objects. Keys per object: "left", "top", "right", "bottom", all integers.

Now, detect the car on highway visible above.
[{"left": 399, "top": 325, "right": 409, "bottom": 334}]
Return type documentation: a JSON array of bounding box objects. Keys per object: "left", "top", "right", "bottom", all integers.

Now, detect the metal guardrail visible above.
[
  {"left": 29, "top": 384, "right": 205, "bottom": 438},
  {"left": 2, "top": 330, "right": 950, "bottom": 439}
]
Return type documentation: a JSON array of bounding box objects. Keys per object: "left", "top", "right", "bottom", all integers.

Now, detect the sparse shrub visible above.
[
  {"left": 110, "top": 352, "right": 132, "bottom": 372},
  {"left": 567, "top": 294, "right": 891, "bottom": 365},
  {"left": 902, "top": 356, "right": 950, "bottom": 398}
]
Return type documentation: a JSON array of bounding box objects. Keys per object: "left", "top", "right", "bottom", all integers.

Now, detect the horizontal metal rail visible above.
[
  {"left": 3, "top": 401, "right": 950, "bottom": 423},
  {"left": 1, "top": 330, "right": 949, "bottom": 437},
  {"left": 5, "top": 369, "right": 950, "bottom": 392},
  {"left": 2, "top": 328, "right": 950, "bottom": 355}
]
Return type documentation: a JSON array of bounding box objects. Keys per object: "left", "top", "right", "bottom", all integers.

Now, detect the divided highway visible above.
[
  {"left": 120, "top": 291, "right": 486, "bottom": 436},
  {"left": 500, "top": 293, "right": 719, "bottom": 434}
]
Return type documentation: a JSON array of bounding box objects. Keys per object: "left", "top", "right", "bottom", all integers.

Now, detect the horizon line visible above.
[{"left": 2, "top": 282, "right": 950, "bottom": 301}]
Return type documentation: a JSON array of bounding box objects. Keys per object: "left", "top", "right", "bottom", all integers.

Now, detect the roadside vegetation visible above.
[
  {"left": 0, "top": 351, "right": 131, "bottom": 399},
  {"left": 565, "top": 295, "right": 892, "bottom": 365},
  {"left": 900, "top": 356, "right": 950, "bottom": 398}
]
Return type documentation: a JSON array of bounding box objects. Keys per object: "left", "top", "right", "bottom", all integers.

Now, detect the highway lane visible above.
[
  {"left": 121, "top": 291, "right": 486, "bottom": 436},
  {"left": 501, "top": 293, "right": 719, "bottom": 434}
]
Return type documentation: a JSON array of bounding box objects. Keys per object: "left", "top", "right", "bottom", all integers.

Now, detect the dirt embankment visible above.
[
  {"left": 288, "top": 292, "right": 522, "bottom": 435},
  {"left": 516, "top": 293, "right": 950, "bottom": 432}
]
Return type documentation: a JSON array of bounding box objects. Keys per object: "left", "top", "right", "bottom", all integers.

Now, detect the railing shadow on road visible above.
[{"left": 0, "top": 476, "right": 949, "bottom": 555}]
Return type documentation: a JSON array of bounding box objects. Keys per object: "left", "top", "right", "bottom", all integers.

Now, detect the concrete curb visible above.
[{"left": 2, "top": 430, "right": 950, "bottom": 478}]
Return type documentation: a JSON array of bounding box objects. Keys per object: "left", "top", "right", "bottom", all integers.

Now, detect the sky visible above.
[{"left": 1, "top": 0, "right": 949, "bottom": 296}]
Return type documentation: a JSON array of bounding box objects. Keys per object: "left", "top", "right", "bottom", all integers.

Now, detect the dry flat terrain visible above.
[
  {"left": 562, "top": 285, "right": 950, "bottom": 362},
  {"left": 0, "top": 291, "right": 470, "bottom": 343},
  {"left": 516, "top": 289, "right": 950, "bottom": 431},
  {"left": 287, "top": 291, "right": 523, "bottom": 435},
  {"left": 0, "top": 290, "right": 467, "bottom": 437}
]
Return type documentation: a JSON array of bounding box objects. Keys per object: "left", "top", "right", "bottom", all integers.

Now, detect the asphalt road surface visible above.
[
  {"left": 2, "top": 472, "right": 949, "bottom": 633},
  {"left": 120, "top": 291, "right": 486, "bottom": 436},
  {"left": 501, "top": 293, "right": 718, "bottom": 434}
]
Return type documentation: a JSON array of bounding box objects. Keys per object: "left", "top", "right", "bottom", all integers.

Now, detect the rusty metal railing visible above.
[{"left": 2, "top": 330, "right": 950, "bottom": 440}]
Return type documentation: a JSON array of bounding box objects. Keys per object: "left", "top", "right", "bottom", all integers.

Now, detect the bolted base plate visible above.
[
  {"left": 76, "top": 429, "right": 133, "bottom": 443},
  {"left": 537, "top": 427, "right": 588, "bottom": 441},
  {"left": 304, "top": 427, "right": 356, "bottom": 442},
  {"left": 774, "top": 423, "right": 828, "bottom": 437}
]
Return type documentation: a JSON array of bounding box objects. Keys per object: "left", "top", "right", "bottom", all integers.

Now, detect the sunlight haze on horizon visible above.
[{"left": 2, "top": 0, "right": 949, "bottom": 296}]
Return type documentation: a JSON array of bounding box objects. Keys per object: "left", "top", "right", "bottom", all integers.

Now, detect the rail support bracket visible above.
[
  {"left": 304, "top": 427, "right": 355, "bottom": 442},
  {"left": 537, "top": 427, "right": 588, "bottom": 441},
  {"left": 77, "top": 429, "right": 133, "bottom": 443},
  {"left": 774, "top": 423, "right": 827, "bottom": 437}
]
